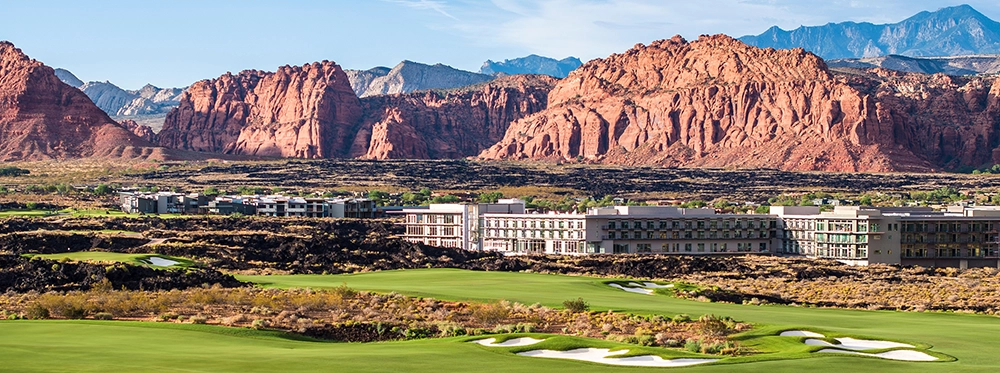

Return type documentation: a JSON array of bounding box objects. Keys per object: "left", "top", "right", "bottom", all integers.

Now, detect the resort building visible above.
[
  {"left": 400, "top": 202, "right": 1000, "bottom": 268},
  {"left": 119, "top": 192, "right": 375, "bottom": 219},
  {"left": 772, "top": 206, "right": 1000, "bottom": 268},
  {"left": 402, "top": 201, "right": 781, "bottom": 255}
]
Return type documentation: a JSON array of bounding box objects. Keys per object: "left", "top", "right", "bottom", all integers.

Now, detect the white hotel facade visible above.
[{"left": 400, "top": 200, "right": 1000, "bottom": 268}]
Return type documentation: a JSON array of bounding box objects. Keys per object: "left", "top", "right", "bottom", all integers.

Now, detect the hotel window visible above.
[
  {"left": 622, "top": 221, "right": 630, "bottom": 229},
  {"left": 608, "top": 221, "right": 616, "bottom": 229},
  {"left": 659, "top": 232, "right": 667, "bottom": 239},
  {"left": 759, "top": 243, "right": 767, "bottom": 251},
  {"left": 697, "top": 243, "right": 705, "bottom": 252},
  {"left": 684, "top": 243, "right": 692, "bottom": 252},
  {"left": 659, "top": 221, "right": 668, "bottom": 229},
  {"left": 697, "top": 221, "right": 705, "bottom": 229},
  {"left": 697, "top": 231, "right": 705, "bottom": 239},
  {"left": 647, "top": 232, "right": 654, "bottom": 239},
  {"left": 608, "top": 232, "right": 616, "bottom": 239}
]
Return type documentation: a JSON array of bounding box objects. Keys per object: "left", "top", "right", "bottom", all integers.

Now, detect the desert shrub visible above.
[
  {"left": 492, "top": 323, "right": 536, "bottom": 334},
  {"left": 671, "top": 314, "right": 691, "bottom": 323},
  {"left": 251, "top": 319, "right": 268, "bottom": 330},
  {"left": 435, "top": 322, "right": 467, "bottom": 337},
  {"left": 61, "top": 305, "right": 88, "bottom": 319},
  {"left": 331, "top": 284, "right": 358, "bottom": 299},
  {"left": 25, "top": 303, "right": 49, "bottom": 320},
  {"left": 698, "top": 314, "right": 730, "bottom": 336},
  {"left": 93, "top": 312, "right": 114, "bottom": 320},
  {"left": 563, "top": 297, "right": 589, "bottom": 313},
  {"left": 190, "top": 315, "right": 207, "bottom": 324},
  {"left": 471, "top": 302, "right": 510, "bottom": 326},
  {"left": 684, "top": 339, "right": 703, "bottom": 353}
]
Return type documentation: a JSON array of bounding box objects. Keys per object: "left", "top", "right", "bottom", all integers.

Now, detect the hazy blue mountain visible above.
[
  {"left": 740, "top": 5, "right": 1000, "bottom": 59},
  {"left": 480, "top": 55, "right": 582, "bottom": 78}
]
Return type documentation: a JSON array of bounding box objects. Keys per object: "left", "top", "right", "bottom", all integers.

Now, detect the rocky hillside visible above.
[
  {"left": 741, "top": 5, "right": 1000, "bottom": 59},
  {"left": 480, "top": 54, "right": 582, "bottom": 78},
  {"left": 348, "top": 60, "right": 493, "bottom": 98},
  {"left": 828, "top": 55, "right": 1000, "bottom": 75},
  {"left": 355, "top": 75, "right": 557, "bottom": 159},
  {"left": 54, "top": 69, "right": 184, "bottom": 132},
  {"left": 157, "top": 61, "right": 362, "bottom": 158},
  {"left": 159, "top": 66, "right": 554, "bottom": 160},
  {"left": 0, "top": 41, "right": 164, "bottom": 161},
  {"left": 478, "top": 35, "right": 1000, "bottom": 172}
]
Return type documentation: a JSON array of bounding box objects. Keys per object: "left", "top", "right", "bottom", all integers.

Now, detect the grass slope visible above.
[
  {"left": 240, "top": 269, "right": 1000, "bottom": 372},
  {"left": 25, "top": 252, "right": 195, "bottom": 268}
]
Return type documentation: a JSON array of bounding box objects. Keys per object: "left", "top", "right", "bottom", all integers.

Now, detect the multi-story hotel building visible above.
[
  {"left": 400, "top": 201, "right": 1000, "bottom": 268},
  {"left": 772, "top": 205, "right": 1000, "bottom": 268},
  {"left": 401, "top": 201, "right": 780, "bottom": 256}
]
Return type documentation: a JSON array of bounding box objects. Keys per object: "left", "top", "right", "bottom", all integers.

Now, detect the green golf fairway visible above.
[
  {"left": 1, "top": 269, "right": 996, "bottom": 372},
  {"left": 25, "top": 252, "right": 194, "bottom": 268}
]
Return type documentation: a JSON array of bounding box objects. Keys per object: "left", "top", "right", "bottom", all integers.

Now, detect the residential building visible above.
[{"left": 119, "top": 192, "right": 375, "bottom": 219}]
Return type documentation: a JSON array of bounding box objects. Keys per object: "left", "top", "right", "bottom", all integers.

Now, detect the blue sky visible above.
[{"left": 2, "top": 0, "right": 996, "bottom": 89}]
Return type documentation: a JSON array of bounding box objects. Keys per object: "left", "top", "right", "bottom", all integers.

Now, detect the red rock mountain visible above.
[
  {"left": 159, "top": 68, "right": 555, "bottom": 159},
  {"left": 354, "top": 75, "right": 556, "bottom": 159},
  {"left": 0, "top": 41, "right": 159, "bottom": 161},
  {"left": 157, "top": 62, "right": 363, "bottom": 158},
  {"left": 479, "top": 35, "right": 1000, "bottom": 172}
]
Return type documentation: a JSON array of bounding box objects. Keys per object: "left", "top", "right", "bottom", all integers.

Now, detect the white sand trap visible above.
[
  {"left": 834, "top": 337, "right": 914, "bottom": 350},
  {"left": 627, "top": 282, "right": 646, "bottom": 287},
  {"left": 608, "top": 284, "right": 654, "bottom": 295},
  {"left": 145, "top": 257, "right": 179, "bottom": 267},
  {"left": 642, "top": 282, "right": 675, "bottom": 289},
  {"left": 817, "top": 348, "right": 937, "bottom": 361},
  {"left": 780, "top": 330, "right": 825, "bottom": 338},
  {"left": 806, "top": 337, "right": 913, "bottom": 351},
  {"left": 471, "top": 337, "right": 545, "bottom": 347},
  {"left": 517, "top": 348, "right": 718, "bottom": 367}
]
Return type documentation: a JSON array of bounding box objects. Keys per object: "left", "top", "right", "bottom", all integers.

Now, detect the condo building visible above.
[
  {"left": 400, "top": 202, "right": 1000, "bottom": 268},
  {"left": 400, "top": 200, "right": 781, "bottom": 255}
]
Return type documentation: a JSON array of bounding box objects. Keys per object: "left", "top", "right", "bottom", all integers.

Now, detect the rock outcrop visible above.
[
  {"left": 345, "top": 66, "right": 390, "bottom": 96},
  {"left": 828, "top": 55, "right": 1000, "bottom": 76},
  {"left": 0, "top": 41, "right": 161, "bottom": 160},
  {"left": 160, "top": 66, "right": 554, "bottom": 160},
  {"left": 355, "top": 75, "right": 557, "bottom": 159},
  {"left": 348, "top": 61, "right": 493, "bottom": 98},
  {"left": 479, "top": 35, "right": 1000, "bottom": 172},
  {"left": 54, "top": 68, "right": 83, "bottom": 87},
  {"left": 119, "top": 119, "right": 155, "bottom": 142},
  {"left": 157, "top": 61, "right": 363, "bottom": 158},
  {"left": 480, "top": 55, "right": 582, "bottom": 78}
]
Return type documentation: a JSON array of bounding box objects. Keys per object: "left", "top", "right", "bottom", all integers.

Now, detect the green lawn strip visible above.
[
  {"left": 24, "top": 251, "right": 197, "bottom": 268},
  {"left": 0, "top": 209, "right": 58, "bottom": 217},
  {"left": 465, "top": 333, "right": 715, "bottom": 359},
  {"left": 238, "top": 269, "right": 996, "bottom": 371}
]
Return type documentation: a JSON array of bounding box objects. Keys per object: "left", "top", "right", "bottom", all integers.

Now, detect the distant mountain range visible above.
[
  {"left": 345, "top": 61, "right": 493, "bottom": 98},
  {"left": 827, "top": 54, "right": 1000, "bottom": 75},
  {"left": 740, "top": 4, "right": 1000, "bottom": 59},
  {"left": 480, "top": 55, "right": 582, "bottom": 78},
  {"left": 54, "top": 69, "right": 184, "bottom": 132}
]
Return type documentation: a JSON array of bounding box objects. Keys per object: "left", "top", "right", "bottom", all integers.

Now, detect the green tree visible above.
[
  {"left": 859, "top": 195, "right": 873, "bottom": 206},
  {"left": 203, "top": 187, "right": 221, "bottom": 196},
  {"left": 368, "top": 190, "right": 390, "bottom": 206},
  {"left": 93, "top": 184, "right": 112, "bottom": 196},
  {"left": 754, "top": 205, "right": 770, "bottom": 214},
  {"left": 477, "top": 191, "right": 504, "bottom": 204}
]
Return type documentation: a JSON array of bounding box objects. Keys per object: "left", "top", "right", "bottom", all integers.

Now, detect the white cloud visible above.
[{"left": 385, "top": 0, "right": 459, "bottom": 20}]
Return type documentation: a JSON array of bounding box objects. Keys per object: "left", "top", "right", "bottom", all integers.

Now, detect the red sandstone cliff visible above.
[
  {"left": 354, "top": 75, "right": 556, "bottom": 159},
  {"left": 160, "top": 66, "right": 554, "bottom": 159},
  {"left": 157, "top": 62, "right": 363, "bottom": 158},
  {"left": 0, "top": 41, "right": 159, "bottom": 161},
  {"left": 478, "top": 35, "right": 1000, "bottom": 172}
]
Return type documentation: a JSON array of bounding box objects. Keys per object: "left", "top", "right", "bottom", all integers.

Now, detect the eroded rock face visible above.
[
  {"left": 354, "top": 75, "right": 556, "bottom": 159},
  {"left": 119, "top": 119, "right": 155, "bottom": 142},
  {"left": 160, "top": 61, "right": 554, "bottom": 160},
  {"left": 479, "top": 35, "right": 1000, "bottom": 172},
  {"left": 0, "top": 41, "right": 156, "bottom": 161},
  {"left": 351, "top": 61, "right": 494, "bottom": 98},
  {"left": 157, "top": 61, "right": 363, "bottom": 158}
]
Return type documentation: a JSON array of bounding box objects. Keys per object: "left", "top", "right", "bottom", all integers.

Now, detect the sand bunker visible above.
[
  {"left": 779, "top": 330, "right": 825, "bottom": 338},
  {"left": 471, "top": 337, "right": 545, "bottom": 347},
  {"left": 642, "top": 282, "right": 674, "bottom": 289},
  {"left": 145, "top": 257, "right": 179, "bottom": 267},
  {"left": 817, "top": 349, "right": 937, "bottom": 361},
  {"left": 608, "top": 284, "right": 654, "bottom": 295},
  {"left": 805, "top": 338, "right": 913, "bottom": 351},
  {"left": 517, "top": 348, "right": 718, "bottom": 367}
]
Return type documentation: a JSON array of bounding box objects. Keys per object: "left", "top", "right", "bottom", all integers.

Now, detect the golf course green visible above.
[{"left": 1, "top": 268, "right": 997, "bottom": 372}]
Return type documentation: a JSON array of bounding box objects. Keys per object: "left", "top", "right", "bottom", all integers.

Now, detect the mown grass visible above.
[
  {"left": 239, "top": 269, "right": 998, "bottom": 372},
  {"left": 24, "top": 252, "right": 196, "bottom": 268}
]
